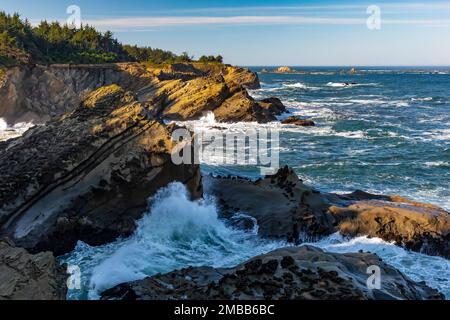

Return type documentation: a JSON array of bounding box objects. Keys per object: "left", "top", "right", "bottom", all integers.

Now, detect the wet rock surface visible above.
[{"left": 100, "top": 246, "right": 443, "bottom": 300}]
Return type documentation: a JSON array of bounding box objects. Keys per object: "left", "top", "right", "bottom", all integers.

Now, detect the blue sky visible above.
[{"left": 1, "top": 0, "right": 450, "bottom": 66}]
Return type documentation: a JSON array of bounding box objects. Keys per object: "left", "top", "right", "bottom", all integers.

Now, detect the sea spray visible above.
[
  {"left": 62, "top": 182, "right": 450, "bottom": 300},
  {"left": 0, "top": 118, "right": 35, "bottom": 142},
  {"left": 62, "top": 182, "right": 286, "bottom": 299},
  {"left": 0, "top": 118, "right": 7, "bottom": 131},
  {"left": 304, "top": 233, "right": 450, "bottom": 298}
]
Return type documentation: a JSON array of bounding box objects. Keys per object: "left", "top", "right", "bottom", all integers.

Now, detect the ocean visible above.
[{"left": 1, "top": 67, "right": 449, "bottom": 299}]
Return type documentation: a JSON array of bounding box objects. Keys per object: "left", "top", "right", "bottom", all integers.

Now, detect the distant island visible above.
[{"left": 261, "top": 66, "right": 359, "bottom": 75}]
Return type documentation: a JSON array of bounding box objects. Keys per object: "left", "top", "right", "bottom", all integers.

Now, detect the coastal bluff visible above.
[{"left": 0, "top": 62, "right": 285, "bottom": 125}]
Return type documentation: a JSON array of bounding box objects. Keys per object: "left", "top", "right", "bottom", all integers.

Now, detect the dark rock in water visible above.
[
  {"left": 259, "top": 97, "right": 287, "bottom": 116},
  {"left": 0, "top": 84, "right": 202, "bottom": 255},
  {"left": 213, "top": 90, "right": 287, "bottom": 123},
  {"left": 100, "top": 246, "right": 444, "bottom": 300},
  {"left": 206, "top": 166, "right": 334, "bottom": 242},
  {"left": 0, "top": 239, "right": 67, "bottom": 300},
  {"left": 207, "top": 166, "right": 450, "bottom": 258},
  {"left": 281, "top": 116, "right": 315, "bottom": 126}
]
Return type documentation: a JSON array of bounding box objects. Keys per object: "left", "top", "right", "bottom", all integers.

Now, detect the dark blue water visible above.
[{"left": 202, "top": 67, "right": 450, "bottom": 210}]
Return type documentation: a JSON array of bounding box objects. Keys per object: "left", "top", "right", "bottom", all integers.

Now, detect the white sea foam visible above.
[
  {"left": 0, "top": 118, "right": 7, "bottom": 131},
  {"left": 304, "top": 233, "right": 450, "bottom": 298},
  {"left": 0, "top": 118, "right": 35, "bottom": 142},
  {"left": 64, "top": 183, "right": 286, "bottom": 299},
  {"left": 283, "top": 82, "right": 308, "bottom": 89},
  {"left": 424, "top": 161, "right": 448, "bottom": 168},
  {"left": 411, "top": 97, "right": 433, "bottom": 102}
]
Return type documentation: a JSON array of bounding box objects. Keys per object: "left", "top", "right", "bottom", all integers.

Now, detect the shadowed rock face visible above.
[
  {"left": 0, "top": 239, "right": 67, "bottom": 300},
  {"left": 0, "top": 62, "right": 275, "bottom": 125},
  {"left": 0, "top": 84, "right": 202, "bottom": 255},
  {"left": 100, "top": 245, "right": 444, "bottom": 300},
  {"left": 207, "top": 167, "right": 450, "bottom": 258},
  {"left": 0, "top": 63, "right": 157, "bottom": 124}
]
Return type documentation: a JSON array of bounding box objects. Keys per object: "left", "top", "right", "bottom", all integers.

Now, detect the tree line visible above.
[{"left": 0, "top": 12, "right": 223, "bottom": 66}]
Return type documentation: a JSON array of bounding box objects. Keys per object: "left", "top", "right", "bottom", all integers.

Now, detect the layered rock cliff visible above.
[
  {"left": 0, "top": 84, "right": 201, "bottom": 255},
  {"left": 0, "top": 62, "right": 282, "bottom": 125}
]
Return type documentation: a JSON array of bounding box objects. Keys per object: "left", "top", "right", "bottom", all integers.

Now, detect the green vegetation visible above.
[
  {"left": 0, "top": 12, "right": 217, "bottom": 66},
  {"left": 0, "top": 12, "right": 129, "bottom": 65},
  {"left": 198, "top": 55, "right": 223, "bottom": 63},
  {"left": 122, "top": 46, "right": 193, "bottom": 64}
]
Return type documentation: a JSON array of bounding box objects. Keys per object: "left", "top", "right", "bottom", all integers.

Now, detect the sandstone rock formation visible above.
[
  {"left": 275, "top": 66, "right": 296, "bottom": 73},
  {"left": 147, "top": 63, "right": 260, "bottom": 90},
  {"left": 100, "top": 246, "right": 443, "bottom": 300},
  {"left": 0, "top": 62, "right": 276, "bottom": 125},
  {"left": 207, "top": 167, "right": 450, "bottom": 258},
  {"left": 0, "top": 63, "right": 156, "bottom": 124},
  {"left": 281, "top": 116, "right": 315, "bottom": 126},
  {"left": 0, "top": 84, "right": 201, "bottom": 255},
  {"left": 0, "top": 239, "right": 67, "bottom": 300}
]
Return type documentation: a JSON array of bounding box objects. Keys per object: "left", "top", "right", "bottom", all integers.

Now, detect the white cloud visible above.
[{"left": 83, "top": 15, "right": 450, "bottom": 30}]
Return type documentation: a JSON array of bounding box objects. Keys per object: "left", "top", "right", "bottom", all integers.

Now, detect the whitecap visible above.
[
  {"left": 304, "top": 233, "right": 450, "bottom": 298},
  {"left": 62, "top": 183, "right": 287, "bottom": 299}
]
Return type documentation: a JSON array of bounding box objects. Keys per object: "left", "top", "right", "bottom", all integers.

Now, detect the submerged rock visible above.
[
  {"left": 281, "top": 116, "right": 315, "bottom": 126},
  {"left": 100, "top": 245, "right": 443, "bottom": 300},
  {"left": 0, "top": 84, "right": 201, "bottom": 255},
  {"left": 0, "top": 239, "right": 67, "bottom": 300},
  {"left": 208, "top": 166, "right": 450, "bottom": 258}
]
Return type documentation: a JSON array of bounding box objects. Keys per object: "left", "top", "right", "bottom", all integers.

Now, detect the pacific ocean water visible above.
[{"left": 1, "top": 67, "right": 448, "bottom": 299}]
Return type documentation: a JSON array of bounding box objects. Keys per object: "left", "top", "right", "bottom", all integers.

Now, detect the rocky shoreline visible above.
[
  {"left": 0, "top": 62, "right": 448, "bottom": 300},
  {"left": 100, "top": 245, "right": 443, "bottom": 300}
]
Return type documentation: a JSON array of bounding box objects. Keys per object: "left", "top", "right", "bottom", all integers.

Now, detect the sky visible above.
[{"left": 1, "top": 0, "right": 450, "bottom": 66}]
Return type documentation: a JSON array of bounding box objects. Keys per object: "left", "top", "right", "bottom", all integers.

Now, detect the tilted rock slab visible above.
[
  {"left": 100, "top": 245, "right": 443, "bottom": 300},
  {"left": 0, "top": 84, "right": 201, "bottom": 255}
]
